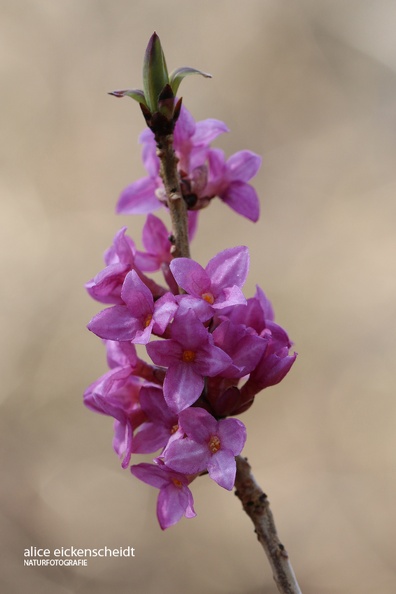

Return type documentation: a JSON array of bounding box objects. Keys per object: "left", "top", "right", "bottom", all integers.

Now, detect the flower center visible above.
[
  {"left": 182, "top": 349, "right": 196, "bottom": 363},
  {"left": 201, "top": 291, "right": 215, "bottom": 304},
  {"left": 144, "top": 314, "right": 153, "bottom": 328},
  {"left": 170, "top": 424, "right": 179, "bottom": 435},
  {"left": 208, "top": 435, "right": 221, "bottom": 453},
  {"left": 171, "top": 478, "right": 183, "bottom": 489}
]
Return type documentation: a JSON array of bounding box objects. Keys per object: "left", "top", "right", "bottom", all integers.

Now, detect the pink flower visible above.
[
  {"left": 146, "top": 309, "right": 232, "bottom": 412},
  {"left": 170, "top": 246, "right": 249, "bottom": 321},
  {"left": 131, "top": 385, "right": 178, "bottom": 454},
  {"left": 117, "top": 106, "right": 228, "bottom": 215},
  {"left": 87, "top": 270, "right": 177, "bottom": 344},
  {"left": 86, "top": 226, "right": 167, "bottom": 304},
  {"left": 84, "top": 366, "right": 145, "bottom": 468},
  {"left": 163, "top": 407, "right": 246, "bottom": 490},
  {"left": 85, "top": 227, "right": 136, "bottom": 304},
  {"left": 205, "top": 149, "right": 261, "bottom": 222},
  {"left": 130, "top": 462, "right": 196, "bottom": 529}
]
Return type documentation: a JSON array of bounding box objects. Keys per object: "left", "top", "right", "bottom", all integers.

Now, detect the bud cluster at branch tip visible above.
[{"left": 109, "top": 32, "right": 212, "bottom": 135}]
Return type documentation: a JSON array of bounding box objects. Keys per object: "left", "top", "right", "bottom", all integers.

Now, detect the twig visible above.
[
  {"left": 234, "top": 456, "right": 303, "bottom": 594},
  {"left": 155, "top": 133, "right": 190, "bottom": 259}
]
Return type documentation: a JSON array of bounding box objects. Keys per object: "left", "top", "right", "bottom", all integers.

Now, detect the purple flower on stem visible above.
[
  {"left": 134, "top": 214, "right": 173, "bottom": 272},
  {"left": 117, "top": 165, "right": 163, "bottom": 215},
  {"left": 134, "top": 213, "right": 198, "bottom": 293},
  {"left": 86, "top": 226, "right": 167, "bottom": 305},
  {"left": 117, "top": 106, "right": 228, "bottom": 215},
  {"left": 85, "top": 227, "right": 136, "bottom": 304},
  {"left": 105, "top": 340, "right": 139, "bottom": 370},
  {"left": 163, "top": 407, "right": 246, "bottom": 490},
  {"left": 246, "top": 322, "right": 297, "bottom": 391},
  {"left": 130, "top": 462, "right": 196, "bottom": 530},
  {"left": 132, "top": 384, "right": 179, "bottom": 453},
  {"left": 146, "top": 309, "right": 232, "bottom": 412},
  {"left": 170, "top": 246, "right": 249, "bottom": 321},
  {"left": 205, "top": 149, "right": 261, "bottom": 222},
  {"left": 87, "top": 270, "right": 177, "bottom": 344},
  {"left": 211, "top": 319, "right": 268, "bottom": 378},
  {"left": 84, "top": 366, "right": 145, "bottom": 468}
]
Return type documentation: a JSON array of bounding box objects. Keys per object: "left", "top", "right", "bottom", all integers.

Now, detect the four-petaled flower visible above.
[
  {"left": 163, "top": 407, "right": 246, "bottom": 490},
  {"left": 130, "top": 462, "right": 196, "bottom": 530},
  {"left": 147, "top": 309, "right": 232, "bottom": 412},
  {"left": 170, "top": 246, "right": 249, "bottom": 321},
  {"left": 205, "top": 149, "right": 262, "bottom": 222},
  {"left": 87, "top": 270, "right": 177, "bottom": 344}
]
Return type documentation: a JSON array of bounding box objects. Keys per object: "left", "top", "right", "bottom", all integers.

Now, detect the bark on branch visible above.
[
  {"left": 234, "top": 456, "right": 302, "bottom": 594},
  {"left": 155, "top": 133, "right": 190, "bottom": 260}
]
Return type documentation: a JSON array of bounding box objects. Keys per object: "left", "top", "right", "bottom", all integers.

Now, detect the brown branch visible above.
[
  {"left": 155, "top": 133, "right": 190, "bottom": 260},
  {"left": 234, "top": 456, "right": 303, "bottom": 594}
]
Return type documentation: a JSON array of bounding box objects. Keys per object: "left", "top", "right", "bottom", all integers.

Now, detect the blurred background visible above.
[{"left": 1, "top": 1, "right": 396, "bottom": 592}]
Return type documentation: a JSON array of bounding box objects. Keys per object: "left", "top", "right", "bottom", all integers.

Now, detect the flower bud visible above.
[
  {"left": 109, "top": 32, "right": 211, "bottom": 135},
  {"left": 143, "top": 32, "right": 170, "bottom": 114}
]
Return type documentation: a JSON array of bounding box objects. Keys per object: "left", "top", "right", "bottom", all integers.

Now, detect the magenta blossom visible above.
[
  {"left": 131, "top": 462, "right": 196, "bottom": 530},
  {"left": 205, "top": 148, "right": 261, "bottom": 222},
  {"left": 84, "top": 366, "right": 145, "bottom": 468},
  {"left": 117, "top": 105, "right": 228, "bottom": 215},
  {"left": 85, "top": 227, "right": 136, "bottom": 304},
  {"left": 163, "top": 407, "right": 246, "bottom": 490},
  {"left": 87, "top": 270, "right": 177, "bottom": 344},
  {"left": 134, "top": 214, "right": 174, "bottom": 272},
  {"left": 134, "top": 212, "right": 198, "bottom": 293},
  {"left": 211, "top": 319, "right": 268, "bottom": 378},
  {"left": 105, "top": 340, "right": 139, "bottom": 370},
  {"left": 115, "top": 105, "right": 261, "bottom": 222},
  {"left": 244, "top": 322, "right": 297, "bottom": 392},
  {"left": 170, "top": 246, "right": 249, "bottom": 321},
  {"left": 86, "top": 226, "right": 167, "bottom": 305},
  {"left": 146, "top": 309, "right": 232, "bottom": 412},
  {"left": 132, "top": 384, "right": 179, "bottom": 454}
]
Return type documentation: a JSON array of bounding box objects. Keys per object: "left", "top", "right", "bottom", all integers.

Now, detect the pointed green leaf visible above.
[
  {"left": 169, "top": 67, "right": 212, "bottom": 96},
  {"left": 143, "top": 32, "right": 169, "bottom": 113},
  {"left": 108, "top": 88, "right": 148, "bottom": 108}
]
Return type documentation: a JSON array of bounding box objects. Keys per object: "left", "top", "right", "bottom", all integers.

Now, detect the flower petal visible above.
[
  {"left": 141, "top": 213, "right": 171, "bottom": 257},
  {"left": 178, "top": 407, "right": 217, "bottom": 442},
  {"left": 163, "top": 363, "right": 205, "bottom": 412},
  {"left": 217, "top": 418, "right": 246, "bottom": 455},
  {"left": 226, "top": 150, "right": 262, "bottom": 182},
  {"left": 193, "top": 119, "right": 229, "bottom": 145},
  {"left": 170, "top": 258, "right": 211, "bottom": 296},
  {"left": 157, "top": 482, "right": 195, "bottom": 529},
  {"left": 87, "top": 305, "right": 141, "bottom": 341},
  {"left": 221, "top": 181, "right": 260, "bottom": 222},
  {"left": 164, "top": 437, "right": 209, "bottom": 474},
  {"left": 207, "top": 450, "right": 236, "bottom": 490},
  {"left": 205, "top": 246, "right": 249, "bottom": 291},
  {"left": 121, "top": 270, "right": 153, "bottom": 313},
  {"left": 117, "top": 177, "right": 162, "bottom": 214}
]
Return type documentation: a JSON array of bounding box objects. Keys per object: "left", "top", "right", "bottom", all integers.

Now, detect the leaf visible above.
[
  {"left": 108, "top": 89, "right": 148, "bottom": 108},
  {"left": 169, "top": 67, "right": 212, "bottom": 96},
  {"left": 143, "top": 32, "right": 169, "bottom": 112}
]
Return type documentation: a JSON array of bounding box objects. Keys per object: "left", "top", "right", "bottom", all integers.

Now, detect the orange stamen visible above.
[
  {"left": 201, "top": 292, "right": 215, "bottom": 304},
  {"left": 182, "top": 349, "right": 196, "bottom": 363},
  {"left": 171, "top": 478, "right": 183, "bottom": 489},
  {"left": 208, "top": 435, "right": 221, "bottom": 453},
  {"left": 144, "top": 314, "right": 153, "bottom": 328}
]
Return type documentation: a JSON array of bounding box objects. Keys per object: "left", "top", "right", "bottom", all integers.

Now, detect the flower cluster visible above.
[
  {"left": 85, "top": 106, "right": 296, "bottom": 529},
  {"left": 117, "top": 105, "right": 262, "bottom": 222}
]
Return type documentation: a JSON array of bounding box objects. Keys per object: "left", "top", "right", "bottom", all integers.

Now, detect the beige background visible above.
[{"left": 1, "top": 1, "right": 396, "bottom": 593}]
